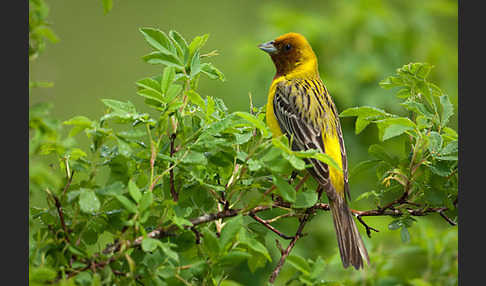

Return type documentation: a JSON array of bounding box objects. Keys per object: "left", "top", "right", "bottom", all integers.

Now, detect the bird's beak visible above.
[{"left": 258, "top": 41, "right": 277, "bottom": 54}]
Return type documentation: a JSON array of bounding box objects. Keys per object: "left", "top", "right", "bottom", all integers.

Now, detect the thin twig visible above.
[
  {"left": 249, "top": 212, "right": 294, "bottom": 240},
  {"left": 269, "top": 208, "right": 314, "bottom": 284}
]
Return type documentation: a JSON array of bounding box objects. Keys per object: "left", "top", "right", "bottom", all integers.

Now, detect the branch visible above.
[
  {"left": 249, "top": 212, "right": 294, "bottom": 240},
  {"left": 269, "top": 207, "right": 314, "bottom": 284}
]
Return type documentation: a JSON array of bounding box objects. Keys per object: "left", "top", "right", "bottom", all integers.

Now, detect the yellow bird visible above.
[{"left": 259, "top": 32, "right": 369, "bottom": 269}]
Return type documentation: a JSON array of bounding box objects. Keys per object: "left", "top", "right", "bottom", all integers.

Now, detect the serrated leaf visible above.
[
  {"left": 439, "top": 140, "right": 459, "bottom": 156},
  {"left": 439, "top": 94, "right": 454, "bottom": 127},
  {"left": 273, "top": 175, "right": 296, "bottom": 203},
  {"left": 401, "top": 101, "right": 434, "bottom": 118},
  {"left": 428, "top": 131, "right": 443, "bottom": 155},
  {"left": 79, "top": 189, "right": 100, "bottom": 214}
]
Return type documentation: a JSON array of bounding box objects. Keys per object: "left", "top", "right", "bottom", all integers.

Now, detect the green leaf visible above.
[
  {"left": 284, "top": 153, "right": 307, "bottom": 170},
  {"left": 439, "top": 94, "right": 454, "bottom": 127},
  {"left": 136, "top": 77, "right": 161, "bottom": 93},
  {"left": 115, "top": 195, "right": 138, "bottom": 213},
  {"left": 188, "top": 34, "right": 209, "bottom": 62},
  {"left": 400, "top": 101, "right": 434, "bottom": 118},
  {"left": 161, "top": 66, "right": 176, "bottom": 94},
  {"left": 142, "top": 51, "right": 183, "bottom": 68},
  {"left": 400, "top": 227, "right": 411, "bottom": 243},
  {"left": 375, "top": 117, "right": 415, "bottom": 141},
  {"left": 187, "top": 90, "right": 205, "bottom": 109},
  {"left": 310, "top": 256, "right": 326, "bottom": 279},
  {"left": 388, "top": 220, "right": 402, "bottom": 230},
  {"left": 287, "top": 255, "right": 311, "bottom": 275},
  {"left": 234, "top": 111, "right": 269, "bottom": 137},
  {"left": 141, "top": 237, "right": 159, "bottom": 252},
  {"left": 439, "top": 140, "right": 458, "bottom": 156},
  {"left": 30, "top": 267, "right": 57, "bottom": 283},
  {"left": 138, "top": 191, "right": 153, "bottom": 212},
  {"left": 355, "top": 117, "right": 371, "bottom": 134},
  {"left": 220, "top": 215, "right": 243, "bottom": 250},
  {"left": 128, "top": 180, "right": 142, "bottom": 203},
  {"left": 101, "top": 0, "right": 113, "bottom": 14},
  {"left": 294, "top": 190, "right": 318, "bottom": 208},
  {"left": 182, "top": 150, "right": 207, "bottom": 165},
  {"left": 63, "top": 116, "right": 94, "bottom": 137},
  {"left": 139, "top": 27, "right": 174, "bottom": 56},
  {"left": 101, "top": 99, "right": 136, "bottom": 114},
  {"left": 350, "top": 159, "right": 379, "bottom": 178},
  {"left": 339, "top": 106, "right": 389, "bottom": 118},
  {"left": 202, "top": 227, "right": 220, "bottom": 256},
  {"left": 169, "top": 30, "right": 188, "bottom": 60},
  {"left": 137, "top": 89, "right": 163, "bottom": 103},
  {"left": 79, "top": 189, "right": 100, "bottom": 214},
  {"left": 235, "top": 132, "right": 253, "bottom": 145},
  {"left": 218, "top": 251, "right": 251, "bottom": 266},
  {"left": 379, "top": 75, "right": 405, "bottom": 89},
  {"left": 190, "top": 51, "right": 201, "bottom": 77},
  {"left": 428, "top": 131, "right": 443, "bottom": 155},
  {"left": 165, "top": 84, "right": 183, "bottom": 103},
  {"left": 273, "top": 175, "right": 296, "bottom": 203},
  {"left": 201, "top": 62, "right": 225, "bottom": 81}
]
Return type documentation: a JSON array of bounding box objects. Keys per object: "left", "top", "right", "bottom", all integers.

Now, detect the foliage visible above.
[{"left": 29, "top": 2, "right": 457, "bottom": 285}]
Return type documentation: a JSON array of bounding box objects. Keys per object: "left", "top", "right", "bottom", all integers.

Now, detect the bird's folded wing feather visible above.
[{"left": 272, "top": 80, "right": 332, "bottom": 189}]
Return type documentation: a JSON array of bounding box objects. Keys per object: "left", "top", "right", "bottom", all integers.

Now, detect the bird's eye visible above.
[{"left": 284, "top": 43, "right": 292, "bottom": 51}]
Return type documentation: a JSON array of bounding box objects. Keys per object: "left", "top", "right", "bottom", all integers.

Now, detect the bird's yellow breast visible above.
[{"left": 266, "top": 76, "right": 285, "bottom": 138}]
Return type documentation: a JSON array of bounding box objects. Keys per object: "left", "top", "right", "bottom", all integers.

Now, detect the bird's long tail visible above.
[{"left": 329, "top": 196, "right": 370, "bottom": 269}]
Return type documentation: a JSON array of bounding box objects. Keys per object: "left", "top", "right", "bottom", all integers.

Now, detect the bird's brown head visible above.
[{"left": 259, "top": 32, "right": 318, "bottom": 78}]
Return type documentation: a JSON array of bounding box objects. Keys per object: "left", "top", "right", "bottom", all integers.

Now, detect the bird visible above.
[{"left": 259, "top": 32, "right": 370, "bottom": 269}]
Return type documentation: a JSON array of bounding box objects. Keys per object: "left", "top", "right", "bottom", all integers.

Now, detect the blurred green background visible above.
[{"left": 30, "top": 0, "right": 457, "bottom": 285}]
